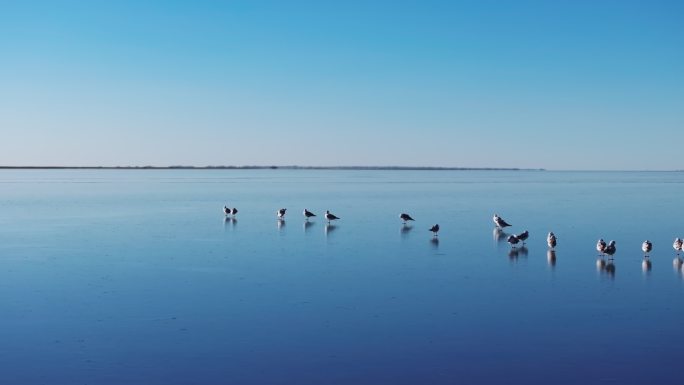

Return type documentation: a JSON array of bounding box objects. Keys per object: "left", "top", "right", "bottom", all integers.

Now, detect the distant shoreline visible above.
[{"left": 0, "top": 165, "right": 545, "bottom": 171}]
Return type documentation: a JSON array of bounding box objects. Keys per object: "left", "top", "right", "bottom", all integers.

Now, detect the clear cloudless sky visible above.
[{"left": 1, "top": 0, "right": 682, "bottom": 170}]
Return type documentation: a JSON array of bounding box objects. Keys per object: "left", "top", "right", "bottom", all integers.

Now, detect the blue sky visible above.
[{"left": 1, "top": 0, "right": 682, "bottom": 169}]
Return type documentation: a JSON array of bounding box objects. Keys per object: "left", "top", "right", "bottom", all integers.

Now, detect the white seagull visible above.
[
  {"left": 325, "top": 210, "right": 339, "bottom": 223},
  {"left": 223, "top": 206, "right": 230, "bottom": 215},
  {"left": 547, "top": 232, "right": 557, "bottom": 249},
  {"left": 493, "top": 214, "right": 512, "bottom": 229},
  {"left": 642, "top": 240, "right": 652, "bottom": 256},
  {"left": 429, "top": 224, "right": 440, "bottom": 237},
  {"left": 596, "top": 239, "right": 607, "bottom": 255},
  {"left": 303, "top": 209, "right": 316, "bottom": 220},
  {"left": 277, "top": 208, "right": 287, "bottom": 219},
  {"left": 400, "top": 213, "right": 415, "bottom": 224},
  {"left": 673, "top": 237, "right": 683, "bottom": 255}
]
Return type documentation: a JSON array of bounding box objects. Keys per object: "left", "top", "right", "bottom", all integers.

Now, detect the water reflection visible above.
[
  {"left": 400, "top": 224, "right": 413, "bottom": 239},
  {"left": 605, "top": 261, "right": 616, "bottom": 278},
  {"left": 547, "top": 250, "right": 557, "bottom": 268},
  {"left": 223, "top": 217, "right": 237, "bottom": 228},
  {"left": 277, "top": 219, "right": 285, "bottom": 231},
  {"left": 673, "top": 258, "right": 683, "bottom": 277},
  {"left": 507, "top": 246, "right": 528, "bottom": 261},
  {"left": 430, "top": 237, "right": 439, "bottom": 249},
  {"left": 642, "top": 258, "right": 652, "bottom": 274},
  {"left": 493, "top": 228, "right": 508, "bottom": 243},
  {"left": 303, "top": 220, "right": 314, "bottom": 233},
  {"left": 508, "top": 248, "right": 519, "bottom": 260},
  {"left": 596, "top": 257, "right": 607, "bottom": 272},
  {"left": 597, "top": 257, "right": 615, "bottom": 278},
  {"left": 325, "top": 223, "right": 337, "bottom": 237}
]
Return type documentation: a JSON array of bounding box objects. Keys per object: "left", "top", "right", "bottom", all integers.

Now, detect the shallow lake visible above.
[{"left": 1, "top": 169, "right": 683, "bottom": 384}]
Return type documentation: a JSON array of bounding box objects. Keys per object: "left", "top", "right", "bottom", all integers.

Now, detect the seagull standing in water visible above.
[
  {"left": 303, "top": 209, "right": 316, "bottom": 220},
  {"left": 400, "top": 213, "right": 415, "bottom": 224},
  {"left": 596, "top": 238, "right": 607, "bottom": 256},
  {"left": 507, "top": 235, "right": 520, "bottom": 248},
  {"left": 604, "top": 240, "right": 616, "bottom": 259},
  {"left": 429, "top": 224, "right": 440, "bottom": 237},
  {"left": 642, "top": 240, "right": 652, "bottom": 257},
  {"left": 547, "top": 232, "right": 557, "bottom": 249},
  {"left": 673, "top": 238, "right": 683, "bottom": 256},
  {"left": 230, "top": 207, "right": 238, "bottom": 216},
  {"left": 325, "top": 210, "right": 339, "bottom": 223},
  {"left": 223, "top": 206, "right": 230, "bottom": 216},
  {"left": 493, "top": 214, "right": 511, "bottom": 229},
  {"left": 277, "top": 208, "right": 287, "bottom": 219},
  {"left": 515, "top": 230, "right": 529, "bottom": 245}
]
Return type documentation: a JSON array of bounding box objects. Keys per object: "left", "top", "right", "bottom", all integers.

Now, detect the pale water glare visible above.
[{"left": 1, "top": 170, "right": 683, "bottom": 384}]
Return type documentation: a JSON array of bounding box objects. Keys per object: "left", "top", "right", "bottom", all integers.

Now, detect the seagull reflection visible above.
[
  {"left": 508, "top": 248, "right": 519, "bottom": 260},
  {"left": 325, "top": 223, "right": 337, "bottom": 236},
  {"left": 518, "top": 246, "right": 528, "bottom": 257},
  {"left": 642, "top": 259, "right": 652, "bottom": 274},
  {"left": 303, "top": 220, "right": 314, "bottom": 233},
  {"left": 430, "top": 237, "right": 439, "bottom": 249},
  {"left": 596, "top": 257, "right": 607, "bottom": 272},
  {"left": 547, "top": 249, "right": 557, "bottom": 268},
  {"left": 596, "top": 256, "right": 615, "bottom": 278},
  {"left": 277, "top": 219, "right": 285, "bottom": 231},
  {"left": 674, "top": 259, "right": 684, "bottom": 278},
  {"left": 401, "top": 224, "right": 413, "bottom": 239},
  {"left": 493, "top": 228, "right": 508, "bottom": 243},
  {"left": 224, "top": 217, "right": 237, "bottom": 228}
]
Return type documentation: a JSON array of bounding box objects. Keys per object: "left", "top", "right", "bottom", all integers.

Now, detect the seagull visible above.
[
  {"left": 429, "top": 224, "right": 440, "bottom": 237},
  {"left": 303, "top": 209, "right": 316, "bottom": 220},
  {"left": 673, "top": 237, "right": 683, "bottom": 255},
  {"left": 604, "top": 240, "right": 616, "bottom": 259},
  {"left": 507, "top": 235, "right": 520, "bottom": 248},
  {"left": 493, "top": 214, "right": 511, "bottom": 229},
  {"left": 230, "top": 207, "right": 238, "bottom": 216},
  {"left": 596, "top": 238, "right": 607, "bottom": 256},
  {"left": 642, "top": 240, "right": 652, "bottom": 256},
  {"left": 400, "top": 213, "right": 415, "bottom": 224},
  {"left": 515, "top": 230, "right": 529, "bottom": 245},
  {"left": 223, "top": 206, "right": 230, "bottom": 215},
  {"left": 547, "top": 232, "right": 557, "bottom": 249},
  {"left": 325, "top": 210, "right": 339, "bottom": 223},
  {"left": 277, "top": 208, "right": 287, "bottom": 219}
]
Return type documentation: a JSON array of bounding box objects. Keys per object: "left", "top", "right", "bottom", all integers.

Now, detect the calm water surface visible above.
[{"left": 1, "top": 170, "right": 683, "bottom": 384}]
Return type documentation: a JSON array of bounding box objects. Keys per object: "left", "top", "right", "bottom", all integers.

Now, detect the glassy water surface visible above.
[{"left": 1, "top": 170, "right": 683, "bottom": 384}]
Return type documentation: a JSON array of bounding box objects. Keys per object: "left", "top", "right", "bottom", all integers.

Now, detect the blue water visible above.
[{"left": 1, "top": 170, "right": 683, "bottom": 384}]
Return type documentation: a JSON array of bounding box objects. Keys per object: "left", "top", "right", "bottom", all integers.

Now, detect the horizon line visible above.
[
  {"left": 0, "top": 165, "right": 543, "bottom": 171},
  {"left": 1, "top": 165, "right": 682, "bottom": 172}
]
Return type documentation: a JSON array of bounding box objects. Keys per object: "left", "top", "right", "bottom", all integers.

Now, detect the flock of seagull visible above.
[
  {"left": 223, "top": 206, "right": 684, "bottom": 269},
  {"left": 493, "top": 213, "right": 684, "bottom": 271},
  {"left": 226, "top": 206, "right": 341, "bottom": 223}
]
